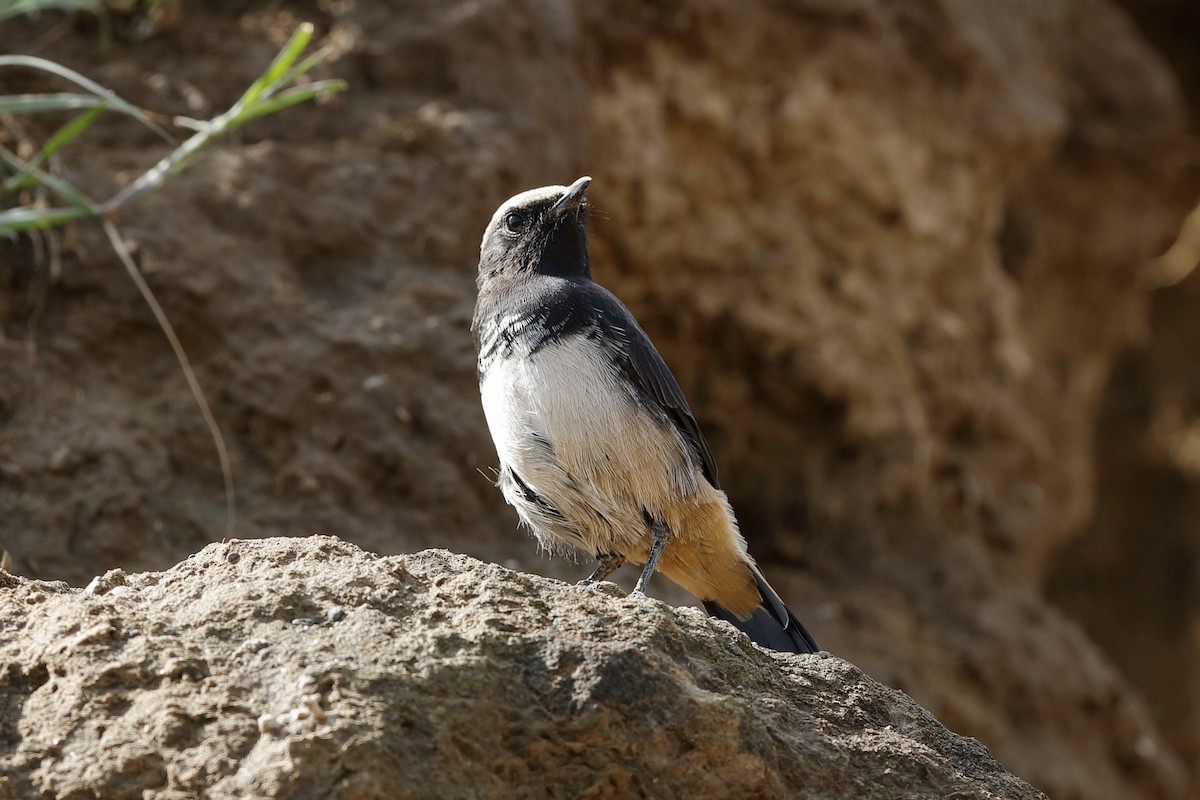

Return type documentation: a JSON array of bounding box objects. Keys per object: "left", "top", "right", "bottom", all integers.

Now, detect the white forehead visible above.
[{"left": 481, "top": 184, "right": 569, "bottom": 250}]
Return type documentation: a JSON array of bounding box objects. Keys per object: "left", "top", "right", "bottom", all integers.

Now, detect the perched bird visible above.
[{"left": 472, "top": 177, "right": 819, "bottom": 654}]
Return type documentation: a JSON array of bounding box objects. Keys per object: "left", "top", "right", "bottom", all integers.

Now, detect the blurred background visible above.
[{"left": 2, "top": 1, "right": 1199, "bottom": 798}]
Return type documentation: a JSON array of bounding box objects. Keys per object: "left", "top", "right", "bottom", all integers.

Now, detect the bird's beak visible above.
[{"left": 549, "top": 176, "right": 592, "bottom": 217}]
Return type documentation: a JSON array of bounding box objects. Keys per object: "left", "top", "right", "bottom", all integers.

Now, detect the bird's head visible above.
[{"left": 478, "top": 176, "right": 592, "bottom": 285}]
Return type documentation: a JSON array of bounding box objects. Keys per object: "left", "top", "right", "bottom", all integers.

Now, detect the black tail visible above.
[{"left": 703, "top": 568, "right": 819, "bottom": 654}]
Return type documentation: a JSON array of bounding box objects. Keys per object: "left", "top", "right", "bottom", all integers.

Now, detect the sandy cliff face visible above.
[
  {"left": 1053, "top": 0, "right": 1200, "bottom": 785},
  {"left": 585, "top": 0, "right": 1179, "bottom": 570},
  {"left": 0, "top": 1, "right": 1194, "bottom": 798}
]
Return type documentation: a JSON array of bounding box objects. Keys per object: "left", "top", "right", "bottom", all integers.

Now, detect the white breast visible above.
[
  {"left": 479, "top": 335, "right": 699, "bottom": 555},
  {"left": 480, "top": 336, "right": 625, "bottom": 472}
]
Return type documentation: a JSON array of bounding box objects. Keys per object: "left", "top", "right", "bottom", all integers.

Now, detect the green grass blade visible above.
[
  {"left": 0, "top": 55, "right": 170, "bottom": 140},
  {"left": 278, "top": 45, "right": 332, "bottom": 87},
  {"left": 234, "top": 22, "right": 314, "bottom": 109},
  {"left": 0, "top": 0, "right": 100, "bottom": 21},
  {"left": 0, "top": 92, "right": 109, "bottom": 113},
  {"left": 0, "top": 55, "right": 130, "bottom": 106},
  {"left": 5, "top": 105, "right": 105, "bottom": 190},
  {"left": 0, "top": 204, "right": 89, "bottom": 235},
  {"left": 5, "top": 23, "right": 342, "bottom": 222},
  {"left": 37, "top": 103, "right": 103, "bottom": 157},
  {"left": 232, "top": 80, "right": 346, "bottom": 126},
  {"left": 0, "top": 145, "right": 96, "bottom": 214},
  {"left": 16, "top": 168, "right": 93, "bottom": 212}
]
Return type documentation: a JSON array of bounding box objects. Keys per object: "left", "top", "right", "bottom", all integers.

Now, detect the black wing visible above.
[{"left": 587, "top": 284, "right": 722, "bottom": 490}]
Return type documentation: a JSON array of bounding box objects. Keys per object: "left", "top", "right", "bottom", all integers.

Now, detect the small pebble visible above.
[
  {"left": 303, "top": 696, "right": 326, "bottom": 722},
  {"left": 48, "top": 445, "right": 72, "bottom": 473},
  {"left": 326, "top": 606, "right": 347, "bottom": 622},
  {"left": 291, "top": 618, "right": 317, "bottom": 627}
]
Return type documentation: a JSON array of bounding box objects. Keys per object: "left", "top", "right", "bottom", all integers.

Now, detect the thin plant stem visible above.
[{"left": 102, "top": 220, "right": 236, "bottom": 538}]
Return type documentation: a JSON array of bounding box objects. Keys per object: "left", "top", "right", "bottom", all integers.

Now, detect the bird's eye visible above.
[{"left": 504, "top": 212, "right": 526, "bottom": 234}]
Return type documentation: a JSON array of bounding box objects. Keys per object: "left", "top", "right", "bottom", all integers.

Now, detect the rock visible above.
[{"left": 0, "top": 536, "right": 1044, "bottom": 800}]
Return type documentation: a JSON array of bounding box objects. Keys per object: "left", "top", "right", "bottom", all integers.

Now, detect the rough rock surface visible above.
[
  {"left": 0, "top": 2, "right": 1194, "bottom": 799},
  {"left": 0, "top": 536, "right": 1045, "bottom": 800}
]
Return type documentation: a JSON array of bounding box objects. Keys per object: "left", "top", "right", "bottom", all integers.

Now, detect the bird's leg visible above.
[
  {"left": 580, "top": 552, "right": 625, "bottom": 585},
  {"left": 632, "top": 521, "right": 670, "bottom": 596}
]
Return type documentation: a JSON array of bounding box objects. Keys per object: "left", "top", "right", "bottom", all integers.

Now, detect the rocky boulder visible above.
[{"left": 0, "top": 537, "right": 1043, "bottom": 799}]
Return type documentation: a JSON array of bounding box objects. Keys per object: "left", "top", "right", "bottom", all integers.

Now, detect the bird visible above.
[{"left": 472, "top": 176, "right": 819, "bottom": 654}]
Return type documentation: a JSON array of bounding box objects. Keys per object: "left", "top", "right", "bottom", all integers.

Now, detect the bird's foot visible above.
[
  {"left": 579, "top": 552, "right": 624, "bottom": 585},
  {"left": 631, "top": 522, "right": 669, "bottom": 595}
]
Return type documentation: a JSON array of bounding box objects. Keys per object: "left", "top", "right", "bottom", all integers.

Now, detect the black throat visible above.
[{"left": 534, "top": 212, "right": 590, "bottom": 279}]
